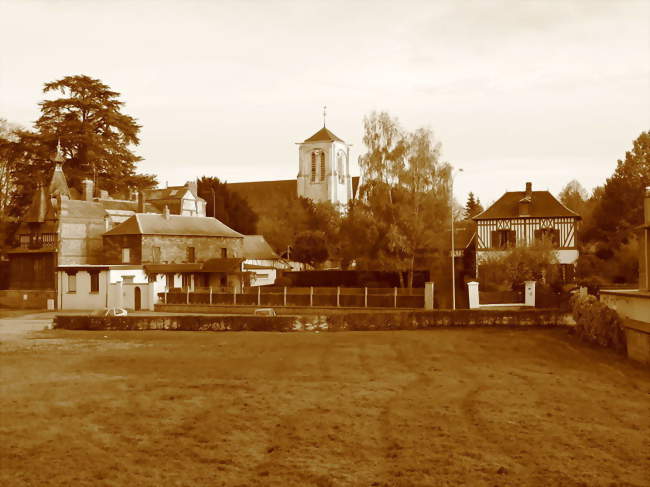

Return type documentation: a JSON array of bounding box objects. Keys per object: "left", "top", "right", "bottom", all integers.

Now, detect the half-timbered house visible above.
[{"left": 472, "top": 182, "right": 580, "bottom": 282}]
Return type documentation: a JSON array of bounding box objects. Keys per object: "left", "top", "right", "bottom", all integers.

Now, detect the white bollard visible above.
[{"left": 467, "top": 281, "right": 480, "bottom": 309}]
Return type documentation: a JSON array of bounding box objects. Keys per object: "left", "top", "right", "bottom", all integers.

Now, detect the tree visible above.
[
  {"left": 197, "top": 177, "right": 258, "bottom": 235},
  {"left": 0, "top": 119, "right": 20, "bottom": 223},
  {"left": 558, "top": 179, "right": 589, "bottom": 215},
  {"left": 9, "top": 75, "right": 157, "bottom": 217},
  {"left": 344, "top": 112, "right": 451, "bottom": 287},
  {"left": 464, "top": 192, "right": 484, "bottom": 219},
  {"left": 291, "top": 230, "right": 329, "bottom": 268},
  {"left": 480, "top": 241, "right": 560, "bottom": 291}
]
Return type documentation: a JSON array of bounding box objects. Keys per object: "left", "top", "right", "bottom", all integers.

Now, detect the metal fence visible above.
[{"left": 159, "top": 286, "right": 425, "bottom": 309}]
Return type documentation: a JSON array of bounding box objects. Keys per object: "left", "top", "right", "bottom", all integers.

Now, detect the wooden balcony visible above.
[{"left": 16, "top": 233, "right": 58, "bottom": 250}]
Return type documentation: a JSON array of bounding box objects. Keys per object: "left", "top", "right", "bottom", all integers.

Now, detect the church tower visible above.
[{"left": 297, "top": 115, "right": 352, "bottom": 207}]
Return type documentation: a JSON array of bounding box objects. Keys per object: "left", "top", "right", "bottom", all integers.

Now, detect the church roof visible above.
[
  {"left": 104, "top": 213, "right": 243, "bottom": 238},
  {"left": 304, "top": 127, "right": 343, "bottom": 143}
]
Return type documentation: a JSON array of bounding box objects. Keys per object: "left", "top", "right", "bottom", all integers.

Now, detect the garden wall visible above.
[{"left": 53, "top": 309, "right": 572, "bottom": 332}]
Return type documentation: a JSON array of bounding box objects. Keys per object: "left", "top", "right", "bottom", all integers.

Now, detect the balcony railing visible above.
[{"left": 17, "top": 233, "right": 58, "bottom": 249}]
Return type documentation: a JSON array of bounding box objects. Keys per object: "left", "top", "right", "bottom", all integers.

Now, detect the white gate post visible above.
[
  {"left": 424, "top": 282, "right": 434, "bottom": 310},
  {"left": 337, "top": 286, "right": 340, "bottom": 307},
  {"left": 467, "top": 281, "right": 479, "bottom": 309},
  {"left": 310, "top": 286, "right": 313, "bottom": 307},
  {"left": 283, "top": 286, "right": 287, "bottom": 306},
  {"left": 524, "top": 280, "right": 536, "bottom": 307},
  {"left": 364, "top": 287, "right": 368, "bottom": 308},
  {"left": 257, "top": 286, "right": 261, "bottom": 306},
  {"left": 209, "top": 286, "right": 212, "bottom": 305}
]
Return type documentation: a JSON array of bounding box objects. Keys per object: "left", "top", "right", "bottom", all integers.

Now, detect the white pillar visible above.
[
  {"left": 467, "top": 281, "right": 479, "bottom": 309},
  {"left": 524, "top": 280, "right": 536, "bottom": 307},
  {"left": 424, "top": 282, "right": 434, "bottom": 310},
  {"left": 146, "top": 283, "right": 155, "bottom": 311}
]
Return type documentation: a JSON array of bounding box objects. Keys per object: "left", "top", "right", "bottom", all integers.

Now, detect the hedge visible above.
[
  {"left": 53, "top": 309, "right": 570, "bottom": 332},
  {"left": 570, "top": 294, "right": 626, "bottom": 353}
]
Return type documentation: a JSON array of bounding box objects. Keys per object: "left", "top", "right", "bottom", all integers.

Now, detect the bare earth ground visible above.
[{"left": 1, "top": 318, "right": 649, "bottom": 487}]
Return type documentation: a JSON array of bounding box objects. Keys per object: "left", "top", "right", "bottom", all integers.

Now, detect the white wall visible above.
[{"left": 58, "top": 270, "right": 109, "bottom": 310}]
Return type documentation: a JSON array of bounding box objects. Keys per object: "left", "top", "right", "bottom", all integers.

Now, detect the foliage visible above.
[
  {"left": 0, "top": 119, "right": 21, "bottom": 224},
  {"left": 574, "top": 131, "right": 649, "bottom": 284},
  {"left": 197, "top": 176, "right": 258, "bottom": 234},
  {"left": 291, "top": 230, "right": 329, "bottom": 267},
  {"left": 480, "top": 241, "right": 560, "bottom": 291},
  {"left": 342, "top": 111, "right": 451, "bottom": 287},
  {"left": 558, "top": 179, "right": 589, "bottom": 214},
  {"left": 8, "top": 75, "right": 157, "bottom": 217},
  {"left": 464, "top": 192, "right": 484, "bottom": 219},
  {"left": 570, "top": 293, "right": 626, "bottom": 353}
]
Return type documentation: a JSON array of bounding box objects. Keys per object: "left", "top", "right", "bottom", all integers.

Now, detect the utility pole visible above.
[{"left": 451, "top": 168, "right": 463, "bottom": 310}]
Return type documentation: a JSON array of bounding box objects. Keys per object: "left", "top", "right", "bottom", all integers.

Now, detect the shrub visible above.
[{"left": 570, "top": 294, "right": 626, "bottom": 353}]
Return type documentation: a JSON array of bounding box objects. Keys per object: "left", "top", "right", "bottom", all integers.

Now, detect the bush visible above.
[{"left": 570, "top": 294, "right": 626, "bottom": 352}]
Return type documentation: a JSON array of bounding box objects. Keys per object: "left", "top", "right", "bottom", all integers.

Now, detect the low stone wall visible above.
[
  {"left": 624, "top": 321, "right": 650, "bottom": 365},
  {"left": 54, "top": 309, "right": 572, "bottom": 332},
  {"left": 0, "top": 290, "right": 56, "bottom": 309}
]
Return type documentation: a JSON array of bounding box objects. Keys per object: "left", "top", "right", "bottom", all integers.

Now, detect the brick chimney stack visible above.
[
  {"left": 525, "top": 181, "right": 532, "bottom": 199},
  {"left": 82, "top": 179, "right": 94, "bottom": 201},
  {"left": 518, "top": 182, "right": 532, "bottom": 216}
]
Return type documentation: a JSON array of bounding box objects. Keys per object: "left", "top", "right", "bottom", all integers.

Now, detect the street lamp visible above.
[{"left": 450, "top": 168, "right": 463, "bottom": 310}]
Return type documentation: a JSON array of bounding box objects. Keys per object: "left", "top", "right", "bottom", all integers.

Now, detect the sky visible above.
[{"left": 1, "top": 0, "right": 649, "bottom": 206}]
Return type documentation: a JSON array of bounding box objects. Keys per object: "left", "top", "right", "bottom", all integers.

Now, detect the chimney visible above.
[
  {"left": 163, "top": 205, "right": 170, "bottom": 220},
  {"left": 186, "top": 180, "right": 198, "bottom": 196},
  {"left": 518, "top": 182, "right": 532, "bottom": 216},
  {"left": 137, "top": 191, "right": 145, "bottom": 213},
  {"left": 82, "top": 179, "right": 94, "bottom": 201},
  {"left": 643, "top": 186, "right": 650, "bottom": 225}
]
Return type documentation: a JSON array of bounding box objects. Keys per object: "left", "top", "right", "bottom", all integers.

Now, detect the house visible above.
[
  {"left": 2, "top": 145, "right": 219, "bottom": 309},
  {"left": 472, "top": 182, "right": 581, "bottom": 282},
  {"left": 242, "top": 235, "right": 290, "bottom": 286}
]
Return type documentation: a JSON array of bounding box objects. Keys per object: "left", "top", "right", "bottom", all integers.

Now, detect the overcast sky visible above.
[{"left": 1, "top": 0, "right": 648, "bottom": 206}]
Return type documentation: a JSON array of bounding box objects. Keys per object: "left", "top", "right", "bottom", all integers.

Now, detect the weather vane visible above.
[{"left": 323, "top": 105, "right": 327, "bottom": 128}]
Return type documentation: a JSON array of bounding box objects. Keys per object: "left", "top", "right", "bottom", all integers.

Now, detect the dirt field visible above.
[{"left": 1, "top": 321, "right": 649, "bottom": 487}]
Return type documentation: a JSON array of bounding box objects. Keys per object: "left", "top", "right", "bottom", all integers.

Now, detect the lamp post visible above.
[
  {"left": 450, "top": 168, "right": 463, "bottom": 310},
  {"left": 210, "top": 187, "right": 216, "bottom": 218}
]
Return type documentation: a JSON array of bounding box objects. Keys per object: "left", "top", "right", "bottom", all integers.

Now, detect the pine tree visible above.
[{"left": 464, "top": 192, "right": 484, "bottom": 219}]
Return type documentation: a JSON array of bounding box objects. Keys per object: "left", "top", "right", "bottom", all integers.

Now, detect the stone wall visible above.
[
  {"left": 141, "top": 235, "right": 243, "bottom": 263},
  {"left": 102, "top": 235, "right": 143, "bottom": 264}
]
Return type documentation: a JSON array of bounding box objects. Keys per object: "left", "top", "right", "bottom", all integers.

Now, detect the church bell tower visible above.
[{"left": 297, "top": 108, "right": 352, "bottom": 207}]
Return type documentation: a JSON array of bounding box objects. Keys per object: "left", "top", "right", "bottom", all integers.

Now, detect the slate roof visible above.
[
  {"left": 243, "top": 235, "right": 279, "bottom": 260},
  {"left": 59, "top": 200, "right": 108, "bottom": 219},
  {"left": 143, "top": 186, "right": 192, "bottom": 201},
  {"left": 24, "top": 184, "right": 49, "bottom": 223},
  {"left": 304, "top": 127, "right": 343, "bottom": 143},
  {"left": 473, "top": 190, "right": 580, "bottom": 220},
  {"left": 48, "top": 163, "right": 71, "bottom": 198},
  {"left": 103, "top": 214, "right": 243, "bottom": 238}
]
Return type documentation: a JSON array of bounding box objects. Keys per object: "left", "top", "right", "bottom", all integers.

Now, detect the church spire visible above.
[
  {"left": 53, "top": 139, "right": 64, "bottom": 164},
  {"left": 49, "top": 139, "right": 71, "bottom": 198}
]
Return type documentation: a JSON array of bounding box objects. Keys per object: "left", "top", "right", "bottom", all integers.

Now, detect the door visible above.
[{"left": 134, "top": 286, "right": 141, "bottom": 311}]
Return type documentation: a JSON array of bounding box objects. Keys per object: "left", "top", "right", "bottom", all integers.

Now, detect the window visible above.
[
  {"left": 122, "top": 248, "right": 131, "bottom": 263},
  {"left": 320, "top": 152, "right": 326, "bottom": 181},
  {"left": 491, "top": 230, "right": 516, "bottom": 249},
  {"left": 182, "top": 273, "right": 191, "bottom": 289},
  {"left": 220, "top": 274, "right": 227, "bottom": 287},
  {"left": 337, "top": 153, "right": 345, "bottom": 184},
  {"left": 221, "top": 248, "right": 227, "bottom": 258},
  {"left": 67, "top": 273, "right": 76, "bottom": 293},
  {"left": 187, "top": 247, "right": 196, "bottom": 263},
  {"left": 89, "top": 271, "right": 100, "bottom": 293},
  {"left": 152, "top": 246, "right": 161, "bottom": 263},
  {"left": 311, "top": 152, "right": 317, "bottom": 183},
  {"left": 535, "top": 228, "right": 560, "bottom": 247}
]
